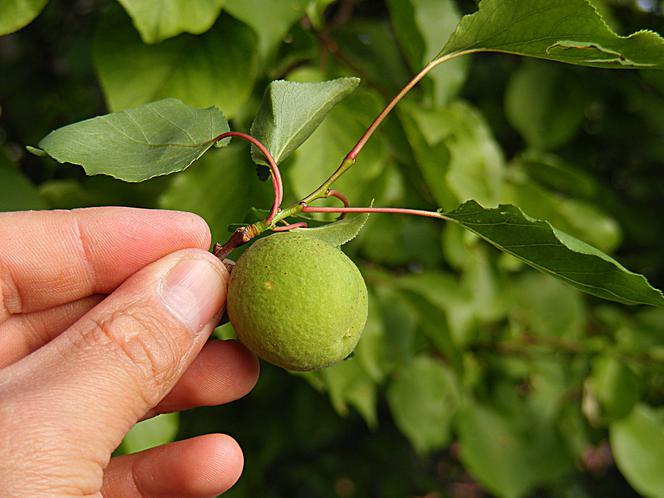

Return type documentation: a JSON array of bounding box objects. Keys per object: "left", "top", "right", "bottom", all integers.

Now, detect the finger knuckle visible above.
[
  {"left": 81, "top": 307, "right": 182, "bottom": 400},
  {"left": 0, "top": 259, "right": 23, "bottom": 318}
]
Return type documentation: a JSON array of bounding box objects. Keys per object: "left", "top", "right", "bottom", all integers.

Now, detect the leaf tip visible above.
[
  {"left": 345, "top": 76, "right": 361, "bottom": 87},
  {"left": 26, "top": 145, "right": 47, "bottom": 157}
]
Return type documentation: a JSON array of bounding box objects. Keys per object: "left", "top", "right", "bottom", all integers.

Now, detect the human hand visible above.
[{"left": 0, "top": 207, "right": 259, "bottom": 498}]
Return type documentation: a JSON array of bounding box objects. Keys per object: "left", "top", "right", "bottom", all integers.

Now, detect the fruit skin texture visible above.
[{"left": 227, "top": 232, "right": 368, "bottom": 371}]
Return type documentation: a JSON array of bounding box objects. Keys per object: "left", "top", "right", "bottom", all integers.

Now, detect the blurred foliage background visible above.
[{"left": 2, "top": 1, "right": 664, "bottom": 497}]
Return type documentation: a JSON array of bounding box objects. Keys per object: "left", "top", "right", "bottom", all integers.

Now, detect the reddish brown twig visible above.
[
  {"left": 214, "top": 131, "right": 283, "bottom": 223},
  {"left": 326, "top": 189, "right": 350, "bottom": 206},
  {"left": 273, "top": 222, "right": 308, "bottom": 231},
  {"left": 212, "top": 225, "right": 259, "bottom": 260},
  {"left": 325, "top": 189, "right": 350, "bottom": 219},
  {"left": 301, "top": 206, "right": 446, "bottom": 220}
]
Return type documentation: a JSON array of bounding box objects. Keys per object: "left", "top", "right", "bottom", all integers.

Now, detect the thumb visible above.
[{"left": 9, "top": 248, "right": 228, "bottom": 457}]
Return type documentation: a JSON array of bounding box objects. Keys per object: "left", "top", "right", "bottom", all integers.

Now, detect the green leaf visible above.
[
  {"left": 350, "top": 287, "right": 425, "bottom": 383},
  {"left": 320, "top": 359, "right": 378, "bottom": 428},
  {"left": 441, "top": 222, "right": 478, "bottom": 271},
  {"left": 34, "top": 99, "right": 230, "bottom": 182},
  {"left": 611, "top": 404, "right": 664, "bottom": 498},
  {"left": 387, "top": 0, "right": 468, "bottom": 105},
  {"left": 224, "top": 0, "right": 309, "bottom": 57},
  {"left": 288, "top": 87, "right": 389, "bottom": 207},
  {"left": 158, "top": 145, "right": 272, "bottom": 242},
  {"left": 400, "top": 101, "right": 504, "bottom": 209},
  {"left": 396, "top": 271, "right": 477, "bottom": 347},
  {"left": 373, "top": 285, "right": 419, "bottom": 371},
  {"left": 250, "top": 77, "right": 359, "bottom": 165},
  {"left": 360, "top": 215, "right": 444, "bottom": 268},
  {"left": 388, "top": 0, "right": 456, "bottom": 72},
  {"left": 214, "top": 322, "right": 237, "bottom": 341},
  {"left": 438, "top": 0, "right": 664, "bottom": 69},
  {"left": 461, "top": 408, "right": 530, "bottom": 495},
  {"left": 401, "top": 296, "right": 462, "bottom": 372},
  {"left": 515, "top": 150, "right": 600, "bottom": 199},
  {"left": 116, "top": 0, "right": 225, "bottom": 43},
  {"left": 398, "top": 107, "right": 455, "bottom": 209},
  {"left": 461, "top": 244, "right": 506, "bottom": 323},
  {"left": 0, "top": 148, "right": 47, "bottom": 211},
  {"left": 505, "top": 61, "right": 588, "bottom": 150},
  {"left": 353, "top": 296, "right": 388, "bottom": 383},
  {"left": 590, "top": 355, "right": 641, "bottom": 421},
  {"left": 94, "top": 11, "right": 258, "bottom": 118},
  {"left": 38, "top": 175, "right": 169, "bottom": 210},
  {"left": 333, "top": 20, "right": 412, "bottom": 97},
  {"left": 444, "top": 201, "right": 664, "bottom": 306},
  {"left": 0, "top": 0, "right": 47, "bottom": 36},
  {"left": 305, "top": 0, "right": 336, "bottom": 31},
  {"left": 387, "top": 356, "right": 460, "bottom": 454},
  {"left": 508, "top": 273, "right": 585, "bottom": 339},
  {"left": 458, "top": 402, "right": 572, "bottom": 498},
  {"left": 603, "top": 308, "right": 664, "bottom": 365},
  {"left": 121, "top": 412, "right": 179, "bottom": 454},
  {"left": 294, "top": 211, "right": 370, "bottom": 247},
  {"left": 397, "top": 247, "right": 505, "bottom": 347},
  {"left": 504, "top": 165, "right": 622, "bottom": 253}
]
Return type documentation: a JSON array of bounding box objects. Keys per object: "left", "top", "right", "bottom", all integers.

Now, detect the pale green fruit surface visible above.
[{"left": 227, "top": 232, "right": 368, "bottom": 371}]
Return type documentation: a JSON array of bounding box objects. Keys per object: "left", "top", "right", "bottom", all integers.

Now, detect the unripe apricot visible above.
[{"left": 227, "top": 232, "right": 368, "bottom": 371}]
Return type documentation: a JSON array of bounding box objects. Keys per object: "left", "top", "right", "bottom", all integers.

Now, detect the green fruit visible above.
[{"left": 227, "top": 232, "right": 368, "bottom": 371}]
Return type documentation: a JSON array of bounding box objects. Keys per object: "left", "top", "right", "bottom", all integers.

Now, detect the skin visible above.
[
  {"left": 0, "top": 207, "right": 260, "bottom": 498},
  {"left": 228, "top": 232, "right": 367, "bottom": 371}
]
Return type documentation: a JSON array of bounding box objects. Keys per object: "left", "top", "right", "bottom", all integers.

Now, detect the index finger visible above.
[{"left": 0, "top": 207, "right": 211, "bottom": 319}]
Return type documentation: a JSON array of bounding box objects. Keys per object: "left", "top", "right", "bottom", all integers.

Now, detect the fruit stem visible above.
[
  {"left": 301, "top": 205, "right": 449, "bottom": 220},
  {"left": 213, "top": 224, "right": 260, "bottom": 260},
  {"left": 214, "top": 131, "right": 283, "bottom": 223}
]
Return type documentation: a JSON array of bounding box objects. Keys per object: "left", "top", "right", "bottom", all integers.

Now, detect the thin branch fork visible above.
[{"left": 211, "top": 52, "right": 469, "bottom": 260}]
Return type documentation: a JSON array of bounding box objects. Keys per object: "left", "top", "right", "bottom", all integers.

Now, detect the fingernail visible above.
[{"left": 161, "top": 257, "right": 225, "bottom": 332}]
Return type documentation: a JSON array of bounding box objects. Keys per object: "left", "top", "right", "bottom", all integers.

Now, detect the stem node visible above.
[{"left": 213, "top": 224, "right": 259, "bottom": 261}]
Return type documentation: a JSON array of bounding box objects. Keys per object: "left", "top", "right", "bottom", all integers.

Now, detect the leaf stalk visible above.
[
  {"left": 214, "top": 131, "right": 283, "bottom": 222},
  {"left": 295, "top": 51, "right": 470, "bottom": 208},
  {"left": 301, "top": 205, "right": 448, "bottom": 220}
]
